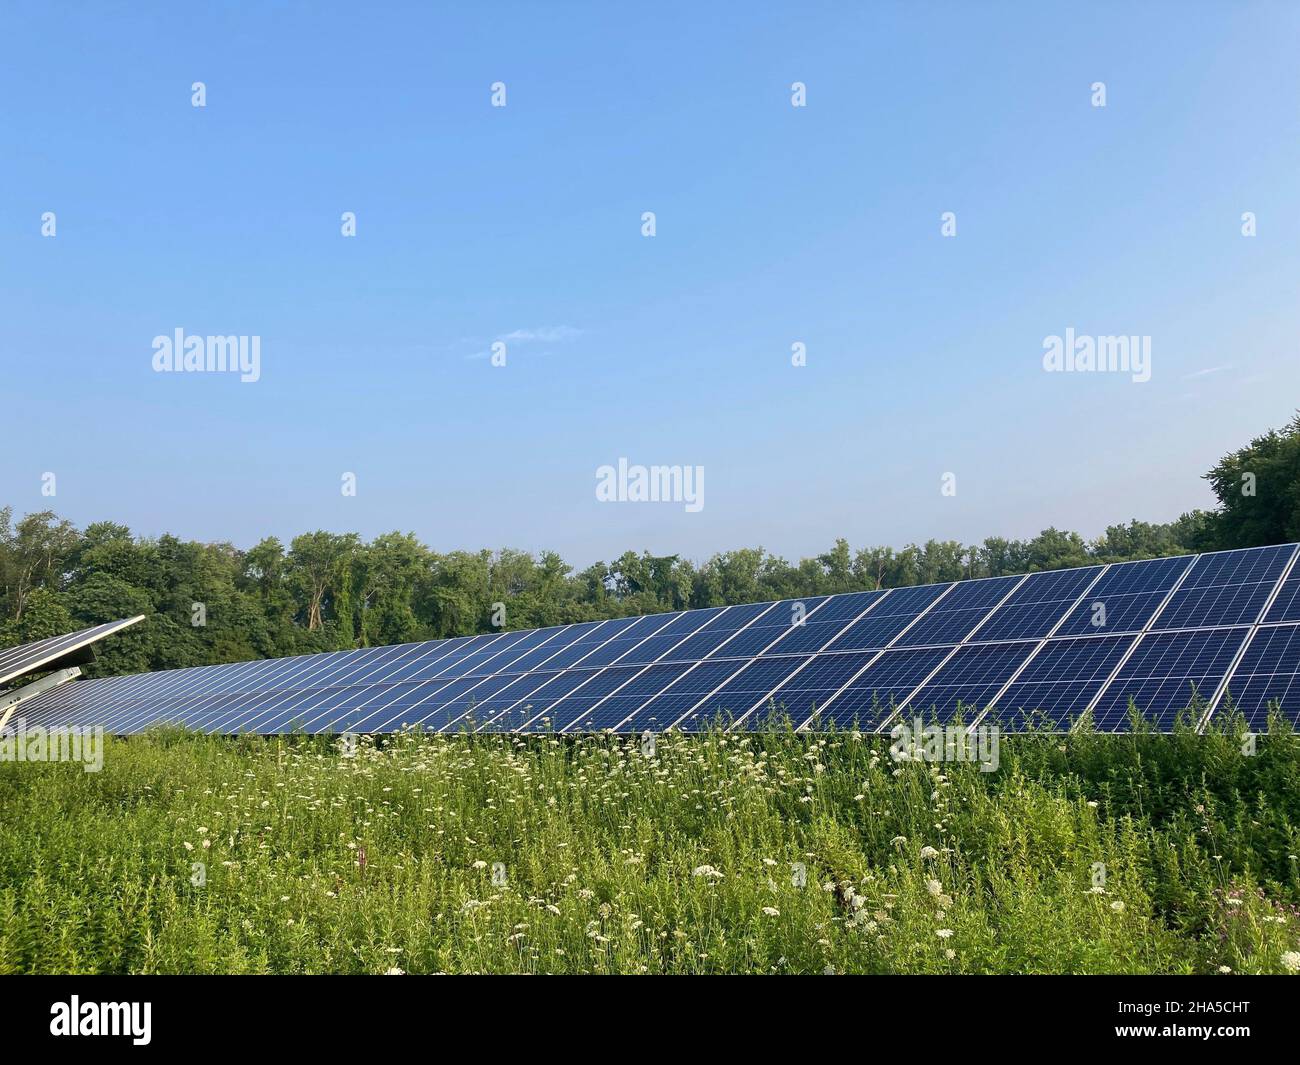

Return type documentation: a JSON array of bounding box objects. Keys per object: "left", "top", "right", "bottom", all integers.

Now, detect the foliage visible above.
[{"left": 2, "top": 720, "right": 1298, "bottom": 974}]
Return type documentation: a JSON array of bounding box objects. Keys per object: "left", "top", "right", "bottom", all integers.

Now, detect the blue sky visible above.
[{"left": 2, "top": 2, "right": 1298, "bottom": 565}]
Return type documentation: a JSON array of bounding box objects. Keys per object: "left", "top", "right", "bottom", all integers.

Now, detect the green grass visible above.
[{"left": 2, "top": 713, "right": 1300, "bottom": 974}]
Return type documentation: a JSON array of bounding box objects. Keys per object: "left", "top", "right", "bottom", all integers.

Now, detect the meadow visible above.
[{"left": 2, "top": 713, "right": 1300, "bottom": 975}]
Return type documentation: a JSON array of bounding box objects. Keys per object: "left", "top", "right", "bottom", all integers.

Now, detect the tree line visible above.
[{"left": 2, "top": 413, "right": 1297, "bottom": 679}]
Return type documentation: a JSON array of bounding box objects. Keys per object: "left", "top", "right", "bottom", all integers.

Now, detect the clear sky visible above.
[{"left": 3, "top": 2, "right": 1298, "bottom": 565}]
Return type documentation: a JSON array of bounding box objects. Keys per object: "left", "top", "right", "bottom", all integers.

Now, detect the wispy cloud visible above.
[
  {"left": 466, "top": 325, "right": 582, "bottom": 359},
  {"left": 1182, "top": 364, "right": 1234, "bottom": 381}
]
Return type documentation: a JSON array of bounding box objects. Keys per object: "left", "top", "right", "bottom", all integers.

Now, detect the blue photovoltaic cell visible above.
[
  {"left": 759, "top": 591, "right": 886, "bottom": 655},
  {"left": 831, "top": 584, "right": 952, "bottom": 651},
  {"left": 1218, "top": 624, "right": 1300, "bottom": 730},
  {"left": 616, "top": 659, "right": 753, "bottom": 733},
  {"left": 1264, "top": 571, "right": 1300, "bottom": 624},
  {"left": 1090, "top": 628, "right": 1248, "bottom": 730},
  {"left": 706, "top": 596, "right": 830, "bottom": 658},
  {"left": 968, "top": 566, "right": 1104, "bottom": 642},
  {"left": 493, "top": 622, "right": 600, "bottom": 674},
  {"left": 903, "top": 641, "right": 1037, "bottom": 723},
  {"left": 749, "top": 651, "right": 880, "bottom": 728},
  {"left": 677, "top": 655, "right": 812, "bottom": 730},
  {"left": 613, "top": 607, "right": 727, "bottom": 665},
  {"left": 477, "top": 668, "right": 604, "bottom": 731},
  {"left": 989, "top": 635, "right": 1136, "bottom": 729},
  {"left": 1152, "top": 545, "right": 1295, "bottom": 630},
  {"left": 559, "top": 614, "right": 675, "bottom": 669},
  {"left": 565, "top": 662, "right": 698, "bottom": 732},
  {"left": 660, "top": 601, "right": 777, "bottom": 662},
  {"left": 893, "top": 576, "right": 1024, "bottom": 648},
  {"left": 529, "top": 665, "right": 648, "bottom": 732},
  {"left": 14, "top": 543, "right": 1300, "bottom": 736},
  {"left": 815, "top": 646, "right": 953, "bottom": 731},
  {"left": 1054, "top": 555, "right": 1195, "bottom": 636}
]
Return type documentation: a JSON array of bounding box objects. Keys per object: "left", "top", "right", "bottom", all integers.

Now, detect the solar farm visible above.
[{"left": 11, "top": 544, "right": 1300, "bottom": 738}]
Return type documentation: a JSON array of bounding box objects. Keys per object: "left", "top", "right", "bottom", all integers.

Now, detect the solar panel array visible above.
[
  {"left": 0, "top": 616, "right": 145, "bottom": 688},
  {"left": 11, "top": 545, "right": 1300, "bottom": 736}
]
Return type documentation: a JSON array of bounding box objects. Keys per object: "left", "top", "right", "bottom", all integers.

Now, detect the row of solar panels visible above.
[{"left": 11, "top": 544, "right": 1300, "bottom": 735}]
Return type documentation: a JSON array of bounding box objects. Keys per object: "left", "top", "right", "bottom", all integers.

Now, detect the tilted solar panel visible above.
[
  {"left": 1217, "top": 624, "right": 1300, "bottom": 730},
  {"left": 0, "top": 616, "right": 144, "bottom": 688},
  {"left": 988, "top": 634, "right": 1136, "bottom": 729},
  {"left": 14, "top": 544, "right": 1300, "bottom": 736},
  {"left": 1152, "top": 544, "right": 1297, "bottom": 630}
]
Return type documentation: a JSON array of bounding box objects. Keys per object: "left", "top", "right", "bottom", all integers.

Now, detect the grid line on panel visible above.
[
  {"left": 895, "top": 640, "right": 1040, "bottom": 727},
  {"left": 870, "top": 572, "right": 1033, "bottom": 732},
  {"left": 967, "top": 563, "right": 1114, "bottom": 731},
  {"left": 187, "top": 630, "right": 505, "bottom": 735},
  {"left": 1077, "top": 550, "right": 1203, "bottom": 728},
  {"left": 598, "top": 596, "right": 843, "bottom": 733},
  {"left": 555, "top": 600, "right": 784, "bottom": 732},
  {"left": 684, "top": 588, "right": 902, "bottom": 731},
  {"left": 1201, "top": 542, "right": 1300, "bottom": 730},
  {"left": 728, "top": 581, "right": 958, "bottom": 732}
]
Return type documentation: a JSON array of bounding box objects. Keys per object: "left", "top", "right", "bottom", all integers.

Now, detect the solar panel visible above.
[
  {"left": 988, "top": 634, "right": 1136, "bottom": 729},
  {"left": 811, "top": 646, "right": 953, "bottom": 731},
  {"left": 1053, "top": 555, "right": 1194, "bottom": 636},
  {"left": 968, "top": 566, "right": 1104, "bottom": 642},
  {"left": 902, "top": 641, "right": 1038, "bottom": 723},
  {"left": 1263, "top": 570, "right": 1300, "bottom": 624},
  {"left": 830, "top": 584, "right": 953, "bottom": 651},
  {"left": 1152, "top": 545, "right": 1296, "bottom": 630},
  {"left": 1216, "top": 624, "right": 1300, "bottom": 730},
  {"left": 1088, "top": 628, "right": 1249, "bottom": 730},
  {"left": 0, "top": 616, "right": 144, "bottom": 688},
  {"left": 15, "top": 543, "right": 1300, "bottom": 736},
  {"left": 891, "top": 575, "right": 1024, "bottom": 647}
]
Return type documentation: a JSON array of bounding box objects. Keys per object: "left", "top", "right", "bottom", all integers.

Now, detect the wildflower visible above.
[
  {"left": 1110, "top": 901, "right": 1125, "bottom": 913},
  {"left": 385, "top": 967, "right": 405, "bottom": 975},
  {"left": 919, "top": 846, "right": 939, "bottom": 859},
  {"left": 1217, "top": 965, "right": 1232, "bottom": 974},
  {"left": 182, "top": 841, "right": 194, "bottom": 851},
  {"left": 925, "top": 879, "right": 943, "bottom": 897},
  {"left": 692, "top": 865, "right": 724, "bottom": 879},
  {"left": 937, "top": 929, "right": 954, "bottom": 939},
  {"left": 890, "top": 836, "right": 907, "bottom": 848},
  {"left": 762, "top": 907, "right": 780, "bottom": 917},
  {"left": 1282, "top": 952, "right": 1300, "bottom": 973},
  {"left": 471, "top": 860, "right": 487, "bottom": 870},
  {"left": 944, "top": 948, "right": 956, "bottom": 960}
]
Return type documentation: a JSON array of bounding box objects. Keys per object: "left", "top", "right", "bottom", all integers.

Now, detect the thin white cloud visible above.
[
  {"left": 499, "top": 326, "right": 582, "bottom": 343},
  {"left": 1181, "top": 364, "right": 1234, "bottom": 380},
  {"left": 465, "top": 326, "right": 582, "bottom": 359}
]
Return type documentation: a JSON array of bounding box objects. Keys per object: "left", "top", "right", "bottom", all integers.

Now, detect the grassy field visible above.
[{"left": 3, "top": 714, "right": 1300, "bottom": 974}]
